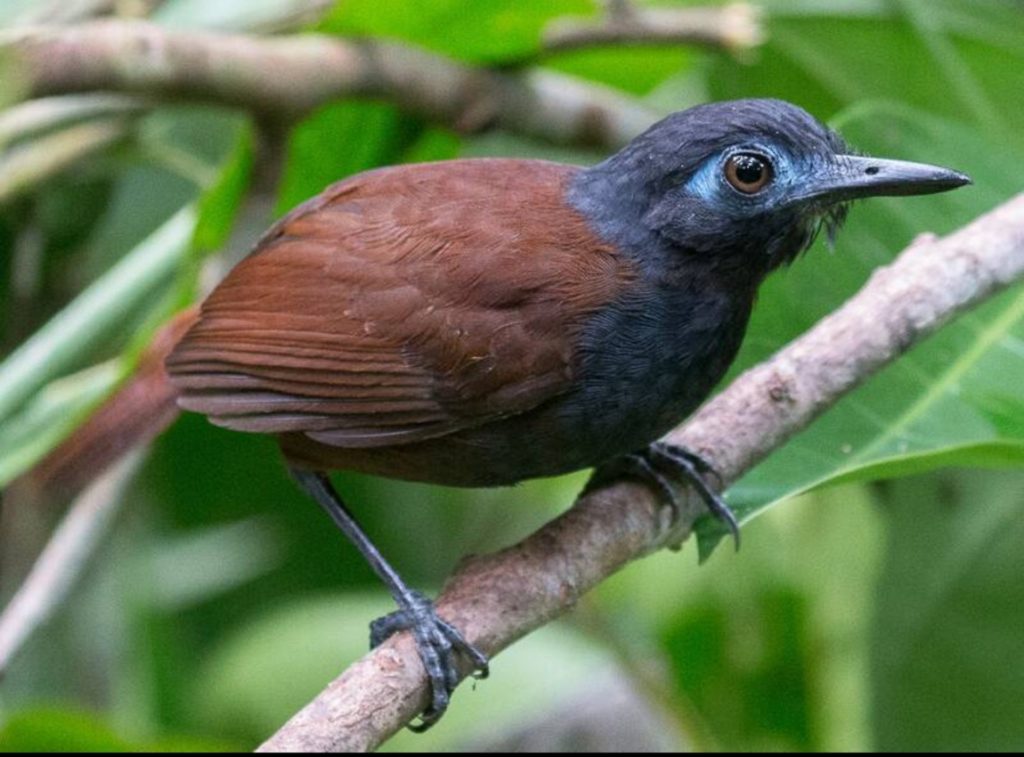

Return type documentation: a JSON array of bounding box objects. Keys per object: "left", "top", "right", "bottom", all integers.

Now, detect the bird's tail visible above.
[{"left": 13, "top": 306, "right": 199, "bottom": 503}]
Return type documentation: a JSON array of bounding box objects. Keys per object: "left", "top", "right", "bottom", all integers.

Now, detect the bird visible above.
[{"left": 157, "top": 98, "right": 970, "bottom": 729}]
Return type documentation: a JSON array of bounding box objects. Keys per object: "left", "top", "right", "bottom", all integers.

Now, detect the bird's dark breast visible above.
[
  {"left": 282, "top": 275, "right": 753, "bottom": 487},
  {"left": 554, "top": 280, "right": 752, "bottom": 461}
]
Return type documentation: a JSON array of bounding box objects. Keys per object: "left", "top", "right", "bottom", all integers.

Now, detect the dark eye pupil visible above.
[
  {"left": 724, "top": 152, "right": 772, "bottom": 193},
  {"left": 735, "top": 156, "right": 764, "bottom": 184}
]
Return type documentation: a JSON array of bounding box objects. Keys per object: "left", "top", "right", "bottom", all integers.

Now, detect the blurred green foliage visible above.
[{"left": 1, "top": 0, "right": 1023, "bottom": 752}]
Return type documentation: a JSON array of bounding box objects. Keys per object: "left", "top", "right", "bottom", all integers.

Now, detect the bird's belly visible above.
[
  {"left": 277, "top": 402, "right": 598, "bottom": 487},
  {"left": 279, "top": 367, "right": 716, "bottom": 487},
  {"left": 279, "top": 309, "right": 745, "bottom": 487}
]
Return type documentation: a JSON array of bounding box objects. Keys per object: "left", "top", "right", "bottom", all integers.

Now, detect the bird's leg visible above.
[
  {"left": 588, "top": 443, "right": 741, "bottom": 550},
  {"left": 584, "top": 450, "right": 685, "bottom": 512},
  {"left": 289, "top": 469, "right": 489, "bottom": 731}
]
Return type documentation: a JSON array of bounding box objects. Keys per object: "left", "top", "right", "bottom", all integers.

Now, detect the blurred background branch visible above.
[
  {"left": 0, "top": 20, "right": 660, "bottom": 148},
  {"left": 542, "top": 1, "right": 763, "bottom": 56}
]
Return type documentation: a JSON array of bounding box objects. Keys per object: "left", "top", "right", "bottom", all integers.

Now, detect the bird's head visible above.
[{"left": 582, "top": 99, "right": 970, "bottom": 278}]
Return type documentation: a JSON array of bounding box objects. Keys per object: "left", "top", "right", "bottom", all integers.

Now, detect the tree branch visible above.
[
  {"left": 257, "top": 193, "right": 1024, "bottom": 752},
  {"left": 0, "top": 20, "right": 660, "bottom": 149},
  {"left": 542, "top": 2, "right": 764, "bottom": 56}
]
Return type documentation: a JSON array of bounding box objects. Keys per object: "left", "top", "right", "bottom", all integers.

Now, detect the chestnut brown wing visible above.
[{"left": 166, "top": 159, "right": 633, "bottom": 448}]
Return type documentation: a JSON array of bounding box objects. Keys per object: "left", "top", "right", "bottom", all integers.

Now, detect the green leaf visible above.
[
  {"left": 146, "top": 517, "right": 283, "bottom": 610},
  {"left": 319, "top": 0, "right": 592, "bottom": 64},
  {"left": 276, "top": 100, "right": 461, "bottom": 217},
  {"left": 766, "top": 0, "right": 1024, "bottom": 58},
  {"left": 0, "top": 105, "right": 258, "bottom": 486},
  {"left": 0, "top": 207, "right": 195, "bottom": 424},
  {"left": 191, "top": 120, "right": 255, "bottom": 255},
  {"left": 0, "top": 709, "right": 135, "bottom": 752},
  {"left": 0, "top": 360, "right": 122, "bottom": 487},
  {"left": 0, "top": 206, "right": 195, "bottom": 486},
  {"left": 699, "top": 107, "right": 1023, "bottom": 545},
  {"left": 401, "top": 126, "right": 461, "bottom": 165},
  {"left": 192, "top": 594, "right": 399, "bottom": 743},
  {"left": 275, "top": 101, "right": 429, "bottom": 214},
  {"left": 663, "top": 586, "right": 814, "bottom": 750},
  {"left": 709, "top": 9, "right": 1024, "bottom": 133},
  {"left": 594, "top": 483, "right": 883, "bottom": 750},
  {"left": 548, "top": 46, "right": 700, "bottom": 96},
  {"left": 0, "top": 707, "right": 238, "bottom": 752},
  {"left": 693, "top": 98, "right": 1024, "bottom": 547},
  {"left": 870, "top": 468, "right": 1024, "bottom": 750}
]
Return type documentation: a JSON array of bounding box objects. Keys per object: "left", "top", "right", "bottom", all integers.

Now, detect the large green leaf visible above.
[
  {"left": 186, "top": 116, "right": 255, "bottom": 299},
  {"left": 0, "top": 709, "right": 137, "bottom": 752},
  {"left": 0, "top": 707, "right": 237, "bottom": 752},
  {"left": 446, "top": 5, "right": 1024, "bottom": 556},
  {"left": 699, "top": 108, "right": 1024, "bottom": 544},
  {"left": 0, "top": 208, "right": 194, "bottom": 487},
  {"left": 0, "top": 105, "right": 255, "bottom": 487},
  {"left": 731, "top": 4, "right": 1024, "bottom": 134},
  {"left": 275, "top": 101, "right": 431, "bottom": 213},
  {"left": 319, "top": 0, "right": 592, "bottom": 63},
  {"left": 320, "top": 0, "right": 707, "bottom": 93},
  {"left": 690, "top": 11, "right": 1024, "bottom": 546},
  {"left": 0, "top": 360, "right": 122, "bottom": 486},
  {"left": 870, "top": 468, "right": 1024, "bottom": 751},
  {"left": 0, "top": 208, "right": 195, "bottom": 424}
]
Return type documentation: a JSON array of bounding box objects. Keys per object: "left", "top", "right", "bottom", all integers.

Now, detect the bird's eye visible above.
[{"left": 724, "top": 153, "right": 772, "bottom": 194}]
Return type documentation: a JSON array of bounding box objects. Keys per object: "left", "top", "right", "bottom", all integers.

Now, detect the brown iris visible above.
[{"left": 725, "top": 153, "right": 772, "bottom": 194}]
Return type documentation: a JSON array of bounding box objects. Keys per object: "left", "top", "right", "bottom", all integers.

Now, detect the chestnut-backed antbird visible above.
[{"left": 163, "top": 99, "right": 969, "bottom": 727}]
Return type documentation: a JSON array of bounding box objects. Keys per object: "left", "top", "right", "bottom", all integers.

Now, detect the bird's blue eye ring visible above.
[{"left": 724, "top": 152, "right": 773, "bottom": 194}]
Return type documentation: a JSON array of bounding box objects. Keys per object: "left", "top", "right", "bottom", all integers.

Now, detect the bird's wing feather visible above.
[{"left": 166, "top": 159, "right": 633, "bottom": 447}]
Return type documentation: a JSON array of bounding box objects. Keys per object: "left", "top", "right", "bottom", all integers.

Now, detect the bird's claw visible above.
[
  {"left": 591, "top": 442, "right": 740, "bottom": 550},
  {"left": 648, "top": 442, "right": 739, "bottom": 548},
  {"left": 370, "top": 591, "right": 489, "bottom": 731}
]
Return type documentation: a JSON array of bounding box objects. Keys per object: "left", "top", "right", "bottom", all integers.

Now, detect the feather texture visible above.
[{"left": 166, "top": 159, "right": 635, "bottom": 448}]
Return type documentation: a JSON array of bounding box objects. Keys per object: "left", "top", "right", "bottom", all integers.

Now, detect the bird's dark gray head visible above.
[{"left": 574, "top": 99, "right": 970, "bottom": 278}]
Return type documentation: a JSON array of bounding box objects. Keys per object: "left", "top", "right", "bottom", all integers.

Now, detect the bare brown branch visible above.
[
  {"left": 0, "top": 20, "right": 660, "bottom": 149},
  {"left": 257, "top": 194, "right": 1024, "bottom": 752},
  {"left": 542, "top": 2, "right": 764, "bottom": 56}
]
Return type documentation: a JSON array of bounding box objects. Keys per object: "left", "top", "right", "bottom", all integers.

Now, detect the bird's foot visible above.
[
  {"left": 370, "top": 590, "right": 489, "bottom": 731},
  {"left": 590, "top": 442, "right": 740, "bottom": 550},
  {"left": 647, "top": 442, "right": 740, "bottom": 549}
]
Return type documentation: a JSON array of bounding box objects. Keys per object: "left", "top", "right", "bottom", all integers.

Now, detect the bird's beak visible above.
[{"left": 796, "top": 155, "right": 971, "bottom": 204}]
